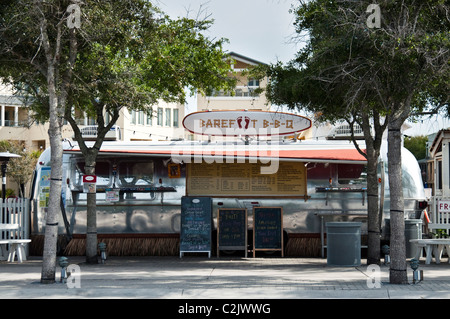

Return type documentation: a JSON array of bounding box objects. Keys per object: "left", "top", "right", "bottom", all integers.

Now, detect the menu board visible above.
[
  {"left": 179, "top": 197, "right": 212, "bottom": 258},
  {"left": 217, "top": 209, "right": 247, "bottom": 257},
  {"left": 253, "top": 207, "right": 283, "bottom": 257},
  {"left": 186, "top": 162, "right": 306, "bottom": 197}
]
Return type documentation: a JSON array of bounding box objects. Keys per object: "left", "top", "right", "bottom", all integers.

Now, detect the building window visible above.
[
  {"left": 157, "top": 108, "right": 163, "bottom": 126},
  {"left": 138, "top": 111, "right": 144, "bottom": 125},
  {"left": 248, "top": 78, "right": 260, "bottom": 87},
  {"left": 105, "top": 112, "right": 110, "bottom": 125},
  {"left": 147, "top": 113, "right": 152, "bottom": 126},
  {"left": 173, "top": 109, "right": 179, "bottom": 128},
  {"left": 87, "top": 117, "right": 96, "bottom": 125},
  {"left": 207, "top": 86, "right": 260, "bottom": 98},
  {"left": 165, "top": 108, "right": 171, "bottom": 127},
  {"left": 130, "top": 110, "right": 136, "bottom": 125}
]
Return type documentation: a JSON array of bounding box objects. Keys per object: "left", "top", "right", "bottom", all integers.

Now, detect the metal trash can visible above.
[
  {"left": 326, "top": 222, "right": 362, "bottom": 266},
  {"left": 405, "top": 219, "right": 422, "bottom": 259}
]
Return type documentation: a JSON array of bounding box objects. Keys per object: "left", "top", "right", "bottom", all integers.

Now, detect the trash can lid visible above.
[
  {"left": 405, "top": 219, "right": 422, "bottom": 224},
  {"left": 326, "top": 222, "right": 362, "bottom": 227}
]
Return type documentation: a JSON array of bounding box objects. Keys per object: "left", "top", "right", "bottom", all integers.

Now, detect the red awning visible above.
[
  {"left": 66, "top": 143, "right": 367, "bottom": 163},
  {"left": 277, "top": 149, "right": 366, "bottom": 162}
]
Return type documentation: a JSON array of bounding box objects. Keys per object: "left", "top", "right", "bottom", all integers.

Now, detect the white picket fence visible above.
[{"left": 0, "top": 198, "right": 30, "bottom": 240}]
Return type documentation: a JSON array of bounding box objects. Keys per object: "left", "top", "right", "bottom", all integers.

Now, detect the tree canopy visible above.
[
  {"left": 404, "top": 135, "right": 428, "bottom": 160},
  {"left": 0, "top": 140, "right": 41, "bottom": 197},
  {"left": 254, "top": 0, "right": 449, "bottom": 283},
  {"left": 0, "top": 0, "right": 237, "bottom": 280},
  {"left": 263, "top": 0, "right": 449, "bottom": 122}
]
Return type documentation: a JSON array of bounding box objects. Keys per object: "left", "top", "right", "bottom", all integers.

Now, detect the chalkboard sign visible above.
[
  {"left": 217, "top": 209, "right": 247, "bottom": 257},
  {"left": 253, "top": 207, "right": 283, "bottom": 257},
  {"left": 180, "top": 196, "right": 212, "bottom": 258}
]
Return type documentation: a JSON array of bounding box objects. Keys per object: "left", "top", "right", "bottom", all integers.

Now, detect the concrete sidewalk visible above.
[{"left": 1, "top": 256, "right": 450, "bottom": 299}]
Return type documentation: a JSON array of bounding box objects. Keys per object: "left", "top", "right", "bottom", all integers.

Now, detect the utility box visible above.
[{"left": 326, "top": 222, "right": 362, "bottom": 267}]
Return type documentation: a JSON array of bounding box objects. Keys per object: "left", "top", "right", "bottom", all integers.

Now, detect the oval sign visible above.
[
  {"left": 182, "top": 110, "right": 311, "bottom": 136},
  {"left": 82, "top": 175, "right": 97, "bottom": 183}
]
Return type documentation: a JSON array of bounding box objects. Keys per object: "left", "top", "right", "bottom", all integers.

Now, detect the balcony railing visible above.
[
  {"left": 207, "top": 87, "right": 260, "bottom": 98},
  {"left": 0, "top": 120, "right": 33, "bottom": 128},
  {"left": 75, "top": 125, "right": 121, "bottom": 141}
]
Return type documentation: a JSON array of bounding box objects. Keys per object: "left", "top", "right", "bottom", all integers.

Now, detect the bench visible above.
[
  {"left": 0, "top": 223, "right": 31, "bottom": 263},
  {"left": 409, "top": 239, "right": 450, "bottom": 265},
  {"left": 408, "top": 201, "right": 450, "bottom": 264}
]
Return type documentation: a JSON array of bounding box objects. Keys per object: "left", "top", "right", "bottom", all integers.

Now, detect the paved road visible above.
[{"left": 1, "top": 256, "right": 450, "bottom": 300}]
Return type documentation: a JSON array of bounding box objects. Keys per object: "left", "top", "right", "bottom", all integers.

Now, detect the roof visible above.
[
  {"left": 64, "top": 140, "right": 367, "bottom": 164},
  {"left": 0, "top": 95, "right": 26, "bottom": 106},
  {"left": 429, "top": 129, "right": 450, "bottom": 157},
  {"left": 227, "top": 52, "right": 267, "bottom": 66},
  {"left": 0, "top": 152, "right": 21, "bottom": 160}
]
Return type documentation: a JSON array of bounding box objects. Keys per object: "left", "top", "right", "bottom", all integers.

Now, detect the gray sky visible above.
[
  {"left": 158, "top": 0, "right": 449, "bottom": 136},
  {"left": 404, "top": 115, "right": 450, "bottom": 137},
  {"left": 158, "top": 0, "right": 302, "bottom": 115},
  {"left": 159, "top": 0, "right": 300, "bottom": 64}
]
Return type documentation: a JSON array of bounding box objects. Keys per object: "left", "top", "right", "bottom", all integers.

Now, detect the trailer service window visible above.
[
  {"left": 72, "top": 161, "right": 111, "bottom": 186},
  {"left": 118, "top": 161, "right": 154, "bottom": 186},
  {"left": 71, "top": 160, "right": 155, "bottom": 187}
]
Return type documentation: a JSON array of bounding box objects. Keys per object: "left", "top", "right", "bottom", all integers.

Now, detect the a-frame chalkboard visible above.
[
  {"left": 217, "top": 208, "right": 247, "bottom": 257},
  {"left": 180, "top": 196, "right": 212, "bottom": 258},
  {"left": 253, "top": 207, "right": 283, "bottom": 257}
]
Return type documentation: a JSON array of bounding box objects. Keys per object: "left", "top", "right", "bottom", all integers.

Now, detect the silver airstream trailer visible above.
[{"left": 29, "top": 136, "right": 426, "bottom": 257}]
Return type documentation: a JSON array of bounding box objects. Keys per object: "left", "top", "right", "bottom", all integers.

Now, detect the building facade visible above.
[
  {"left": 191, "top": 52, "right": 273, "bottom": 142},
  {"left": 197, "top": 52, "right": 270, "bottom": 113},
  {"left": 120, "top": 101, "right": 185, "bottom": 142},
  {"left": 0, "top": 84, "right": 51, "bottom": 151},
  {"left": 0, "top": 83, "right": 185, "bottom": 151}
]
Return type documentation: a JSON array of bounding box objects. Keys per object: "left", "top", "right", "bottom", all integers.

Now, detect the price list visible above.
[{"left": 187, "top": 162, "right": 306, "bottom": 197}]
